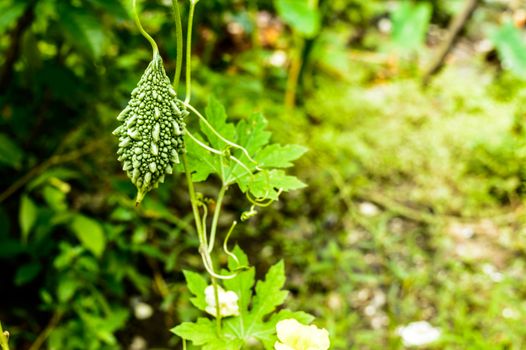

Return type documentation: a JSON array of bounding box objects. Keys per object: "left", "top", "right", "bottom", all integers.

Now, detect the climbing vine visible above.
[{"left": 113, "top": 0, "right": 329, "bottom": 349}]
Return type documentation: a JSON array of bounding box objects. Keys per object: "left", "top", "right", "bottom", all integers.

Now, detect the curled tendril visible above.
[
  {"left": 199, "top": 200, "right": 209, "bottom": 247},
  {"left": 245, "top": 185, "right": 284, "bottom": 206},
  {"left": 241, "top": 205, "right": 258, "bottom": 221},
  {"left": 222, "top": 221, "right": 239, "bottom": 265}
]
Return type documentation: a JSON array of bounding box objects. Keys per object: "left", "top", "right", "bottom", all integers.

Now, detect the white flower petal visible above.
[
  {"left": 203, "top": 285, "right": 239, "bottom": 318},
  {"left": 275, "top": 319, "right": 330, "bottom": 350},
  {"left": 274, "top": 342, "right": 295, "bottom": 350},
  {"left": 397, "top": 321, "right": 441, "bottom": 347},
  {"left": 134, "top": 302, "right": 154, "bottom": 320}
]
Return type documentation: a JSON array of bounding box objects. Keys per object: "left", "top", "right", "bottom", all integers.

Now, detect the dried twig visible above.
[{"left": 422, "top": 0, "right": 481, "bottom": 86}]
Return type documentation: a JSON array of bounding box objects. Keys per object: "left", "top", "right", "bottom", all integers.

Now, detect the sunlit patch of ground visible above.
[{"left": 278, "top": 62, "right": 526, "bottom": 349}]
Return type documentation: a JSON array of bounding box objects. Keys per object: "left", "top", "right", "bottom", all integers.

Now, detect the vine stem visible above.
[
  {"left": 132, "top": 0, "right": 159, "bottom": 57},
  {"left": 211, "top": 277, "right": 222, "bottom": 333},
  {"left": 182, "top": 153, "right": 205, "bottom": 246},
  {"left": 179, "top": 0, "right": 226, "bottom": 334},
  {"left": 208, "top": 185, "right": 227, "bottom": 253},
  {"left": 171, "top": 0, "right": 183, "bottom": 90},
  {"left": 182, "top": 153, "right": 223, "bottom": 331},
  {"left": 184, "top": 0, "right": 198, "bottom": 104}
]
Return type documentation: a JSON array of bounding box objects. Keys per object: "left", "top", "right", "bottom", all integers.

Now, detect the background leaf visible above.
[
  {"left": 492, "top": 22, "right": 526, "bottom": 79},
  {"left": 274, "top": 0, "right": 320, "bottom": 38},
  {"left": 57, "top": 5, "right": 105, "bottom": 59},
  {"left": 0, "top": 0, "right": 28, "bottom": 34},
  {"left": 88, "top": 0, "right": 129, "bottom": 20},
  {"left": 14, "top": 261, "right": 42, "bottom": 286},
  {"left": 19, "top": 195, "right": 37, "bottom": 242},
  {"left": 391, "top": 1, "right": 432, "bottom": 52},
  {"left": 57, "top": 275, "right": 80, "bottom": 303},
  {"left": 0, "top": 133, "right": 24, "bottom": 169},
  {"left": 70, "top": 215, "right": 106, "bottom": 257}
]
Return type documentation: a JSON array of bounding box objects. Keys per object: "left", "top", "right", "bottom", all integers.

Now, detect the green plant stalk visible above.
[
  {"left": 208, "top": 185, "right": 227, "bottom": 253},
  {"left": 285, "top": 35, "right": 305, "bottom": 109},
  {"left": 211, "top": 276, "right": 222, "bottom": 333},
  {"left": 0, "top": 322, "right": 8, "bottom": 350},
  {"left": 171, "top": 0, "right": 183, "bottom": 90},
  {"left": 182, "top": 153, "right": 205, "bottom": 245},
  {"left": 182, "top": 153, "right": 223, "bottom": 331},
  {"left": 179, "top": 0, "right": 230, "bottom": 333},
  {"left": 132, "top": 0, "right": 159, "bottom": 57},
  {"left": 184, "top": 1, "right": 197, "bottom": 104}
]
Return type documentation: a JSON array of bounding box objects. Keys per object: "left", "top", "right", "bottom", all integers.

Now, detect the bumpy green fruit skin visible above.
[{"left": 113, "top": 54, "right": 188, "bottom": 203}]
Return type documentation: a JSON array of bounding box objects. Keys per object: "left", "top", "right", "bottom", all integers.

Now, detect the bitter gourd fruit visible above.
[{"left": 113, "top": 53, "right": 188, "bottom": 204}]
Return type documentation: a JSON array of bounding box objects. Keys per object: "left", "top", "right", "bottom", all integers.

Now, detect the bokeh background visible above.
[{"left": 1, "top": 0, "right": 526, "bottom": 349}]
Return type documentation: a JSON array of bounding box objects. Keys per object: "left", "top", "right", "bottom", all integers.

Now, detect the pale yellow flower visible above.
[
  {"left": 274, "top": 319, "right": 330, "bottom": 350},
  {"left": 204, "top": 285, "right": 239, "bottom": 317}
]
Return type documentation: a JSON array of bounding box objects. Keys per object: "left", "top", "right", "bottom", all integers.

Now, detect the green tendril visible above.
[
  {"left": 223, "top": 221, "right": 239, "bottom": 265},
  {"left": 247, "top": 189, "right": 283, "bottom": 207},
  {"left": 199, "top": 200, "right": 209, "bottom": 247},
  {"left": 185, "top": 130, "right": 257, "bottom": 180},
  {"left": 183, "top": 102, "right": 260, "bottom": 167}
]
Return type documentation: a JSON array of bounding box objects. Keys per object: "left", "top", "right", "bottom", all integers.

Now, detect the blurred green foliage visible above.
[
  {"left": 391, "top": 1, "right": 432, "bottom": 52},
  {"left": 2, "top": 0, "right": 526, "bottom": 349}
]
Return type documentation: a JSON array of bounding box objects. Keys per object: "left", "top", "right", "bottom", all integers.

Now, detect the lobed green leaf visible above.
[
  {"left": 250, "top": 260, "right": 288, "bottom": 322},
  {"left": 202, "top": 96, "right": 237, "bottom": 150},
  {"left": 183, "top": 270, "right": 208, "bottom": 311},
  {"left": 175, "top": 250, "right": 314, "bottom": 349},
  {"left": 256, "top": 144, "right": 308, "bottom": 168},
  {"left": 185, "top": 97, "right": 307, "bottom": 200}
]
